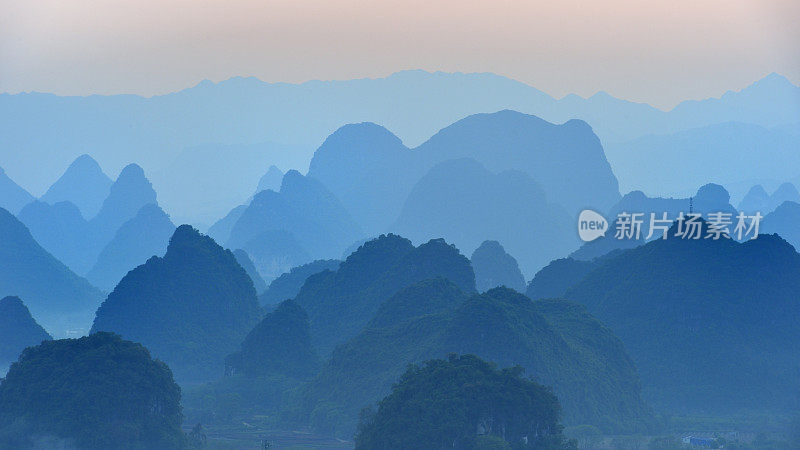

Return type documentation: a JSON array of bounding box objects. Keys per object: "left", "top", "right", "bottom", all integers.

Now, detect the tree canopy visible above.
[
  {"left": 354, "top": 354, "right": 576, "bottom": 449},
  {"left": 0, "top": 332, "right": 184, "bottom": 449}
]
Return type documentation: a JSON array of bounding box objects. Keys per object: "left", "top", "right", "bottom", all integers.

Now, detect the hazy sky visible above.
[{"left": 1, "top": 0, "right": 798, "bottom": 109}]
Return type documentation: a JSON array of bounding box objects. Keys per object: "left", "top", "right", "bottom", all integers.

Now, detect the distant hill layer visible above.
[
  {"left": 0, "top": 208, "right": 103, "bottom": 337},
  {"left": 310, "top": 111, "right": 621, "bottom": 236},
  {"left": 2, "top": 71, "right": 796, "bottom": 222}
]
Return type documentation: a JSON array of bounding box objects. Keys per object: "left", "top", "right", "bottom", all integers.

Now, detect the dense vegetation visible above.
[
  {"left": 91, "top": 225, "right": 262, "bottom": 384},
  {"left": 355, "top": 354, "right": 576, "bottom": 449},
  {"left": 525, "top": 258, "right": 596, "bottom": 300},
  {"left": 294, "top": 234, "right": 476, "bottom": 355},
  {"left": 0, "top": 332, "right": 184, "bottom": 449},
  {"left": 225, "top": 299, "right": 319, "bottom": 378},
  {"left": 563, "top": 227, "right": 800, "bottom": 414},
  {"left": 304, "top": 284, "right": 652, "bottom": 437}
]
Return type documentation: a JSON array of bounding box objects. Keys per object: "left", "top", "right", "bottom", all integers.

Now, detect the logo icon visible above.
[{"left": 578, "top": 209, "right": 608, "bottom": 242}]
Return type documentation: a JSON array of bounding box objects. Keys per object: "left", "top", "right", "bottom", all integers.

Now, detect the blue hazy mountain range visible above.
[
  {"left": 18, "top": 161, "right": 162, "bottom": 276},
  {"left": 390, "top": 157, "right": 576, "bottom": 275},
  {"left": 0, "top": 208, "right": 104, "bottom": 337},
  {"left": 223, "top": 170, "right": 362, "bottom": 279},
  {"left": 40, "top": 154, "right": 112, "bottom": 219},
  {"left": 0, "top": 296, "right": 51, "bottom": 375},
  {"left": 151, "top": 144, "right": 296, "bottom": 225},
  {"left": 1, "top": 70, "right": 798, "bottom": 223},
  {"left": 606, "top": 121, "right": 800, "bottom": 195},
  {"left": 86, "top": 204, "right": 176, "bottom": 292},
  {"left": 762, "top": 201, "right": 800, "bottom": 251},
  {"left": 738, "top": 182, "right": 800, "bottom": 215},
  {"left": 309, "top": 110, "right": 620, "bottom": 237},
  {"left": 0, "top": 167, "right": 34, "bottom": 214}
]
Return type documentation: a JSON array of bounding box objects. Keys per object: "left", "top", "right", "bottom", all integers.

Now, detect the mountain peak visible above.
[
  {"left": 166, "top": 224, "right": 211, "bottom": 256},
  {"left": 41, "top": 154, "right": 112, "bottom": 218},
  {"left": 773, "top": 182, "right": 799, "bottom": 198},
  {"left": 0, "top": 296, "right": 27, "bottom": 314},
  {"left": 117, "top": 163, "right": 146, "bottom": 180},
  {"left": 279, "top": 169, "right": 305, "bottom": 191},
  {"left": 750, "top": 72, "right": 797, "bottom": 91},
  {"left": 471, "top": 240, "right": 526, "bottom": 293},
  {"left": 695, "top": 183, "right": 731, "bottom": 205},
  {"left": 69, "top": 154, "right": 103, "bottom": 171},
  {"left": 256, "top": 165, "right": 283, "bottom": 193},
  {"left": 325, "top": 122, "right": 403, "bottom": 148},
  {"left": 0, "top": 167, "right": 35, "bottom": 214}
]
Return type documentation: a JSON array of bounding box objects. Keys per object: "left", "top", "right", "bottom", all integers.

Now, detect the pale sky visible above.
[{"left": 1, "top": 0, "right": 798, "bottom": 109}]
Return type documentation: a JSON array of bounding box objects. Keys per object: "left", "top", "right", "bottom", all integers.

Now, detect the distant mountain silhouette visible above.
[
  {"left": 668, "top": 73, "right": 800, "bottom": 131},
  {"left": 762, "top": 201, "right": 800, "bottom": 250},
  {"left": 4, "top": 70, "right": 796, "bottom": 223},
  {"left": 609, "top": 184, "right": 735, "bottom": 222},
  {"left": 17, "top": 200, "right": 92, "bottom": 273},
  {"left": 19, "top": 164, "right": 162, "bottom": 276},
  {"left": 40, "top": 154, "right": 112, "bottom": 219},
  {"left": 207, "top": 204, "right": 246, "bottom": 244},
  {"left": 310, "top": 111, "right": 622, "bottom": 235},
  {"left": 305, "top": 285, "right": 652, "bottom": 436},
  {"left": 0, "top": 296, "right": 51, "bottom": 373},
  {"left": 737, "top": 182, "right": 799, "bottom": 215},
  {"left": 258, "top": 259, "right": 340, "bottom": 306},
  {"left": 294, "top": 234, "right": 475, "bottom": 355},
  {"left": 256, "top": 165, "right": 284, "bottom": 194},
  {"left": 80, "top": 164, "right": 160, "bottom": 271},
  {"left": 91, "top": 225, "right": 262, "bottom": 384},
  {"left": 86, "top": 204, "right": 176, "bottom": 291},
  {"left": 89, "top": 164, "right": 157, "bottom": 241},
  {"left": 769, "top": 182, "right": 800, "bottom": 212},
  {"left": 470, "top": 240, "right": 526, "bottom": 292},
  {"left": 227, "top": 171, "right": 363, "bottom": 263},
  {"left": 239, "top": 230, "right": 311, "bottom": 282},
  {"left": 392, "top": 158, "right": 575, "bottom": 275},
  {"left": 417, "top": 110, "right": 620, "bottom": 212},
  {"left": 0, "top": 167, "right": 34, "bottom": 214},
  {"left": 152, "top": 143, "right": 298, "bottom": 225},
  {"left": 308, "top": 123, "right": 420, "bottom": 235},
  {"left": 0, "top": 208, "right": 103, "bottom": 337},
  {"left": 232, "top": 249, "right": 267, "bottom": 294},
  {"left": 738, "top": 184, "right": 770, "bottom": 214},
  {"left": 563, "top": 227, "right": 800, "bottom": 414},
  {"left": 225, "top": 299, "right": 319, "bottom": 378},
  {"left": 608, "top": 122, "right": 800, "bottom": 195},
  {"left": 582, "top": 183, "right": 738, "bottom": 254}
]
